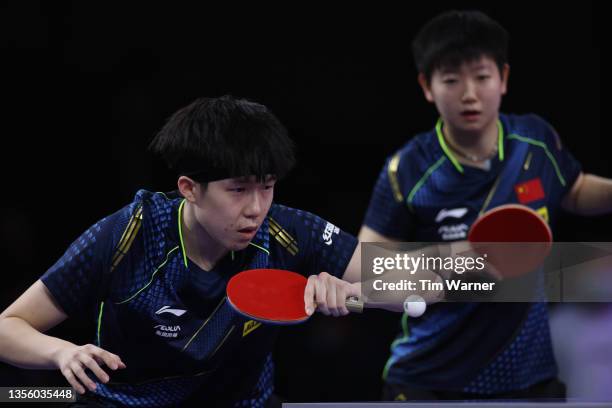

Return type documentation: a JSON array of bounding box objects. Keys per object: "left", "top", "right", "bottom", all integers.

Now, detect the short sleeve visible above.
[
  {"left": 363, "top": 155, "right": 415, "bottom": 240},
  {"left": 532, "top": 114, "right": 582, "bottom": 196},
  {"left": 40, "top": 209, "right": 127, "bottom": 319},
  {"left": 269, "top": 206, "right": 358, "bottom": 279}
]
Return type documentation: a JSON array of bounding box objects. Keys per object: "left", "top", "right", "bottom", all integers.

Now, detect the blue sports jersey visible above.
[
  {"left": 363, "top": 113, "right": 581, "bottom": 393},
  {"left": 41, "top": 190, "right": 357, "bottom": 407}
]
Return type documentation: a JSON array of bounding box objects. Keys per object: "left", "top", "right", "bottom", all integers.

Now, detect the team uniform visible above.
[
  {"left": 364, "top": 113, "right": 581, "bottom": 397},
  {"left": 42, "top": 190, "right": 357, "bottom": 407}
]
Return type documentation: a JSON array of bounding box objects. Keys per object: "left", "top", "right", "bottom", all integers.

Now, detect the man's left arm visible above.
[{"left": 562, "top": 173, "right": 612, "bottom": 215}]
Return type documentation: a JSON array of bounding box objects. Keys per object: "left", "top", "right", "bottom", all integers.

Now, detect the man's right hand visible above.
[{"left": 53, "top": 344, "right": 126, "bottom": 394}]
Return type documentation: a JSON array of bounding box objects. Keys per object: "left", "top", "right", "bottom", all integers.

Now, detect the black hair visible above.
[
  {"left": 412, "top": 10, "right": 509, "bottom": 82},
  {"left": 150, "top": 96, "right": 296, "bottom": 183}
]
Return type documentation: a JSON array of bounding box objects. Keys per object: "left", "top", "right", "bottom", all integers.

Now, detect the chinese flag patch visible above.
[{"left": 515, "top": 178, "right": 545, "bottom": 204}]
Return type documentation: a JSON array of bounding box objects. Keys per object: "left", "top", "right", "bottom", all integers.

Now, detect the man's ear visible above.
[
  {"left": 417, "top": 73, "right": 435, "bottom": 103},
  {"left": 178, "top": 176, "right": 199, "bottom": 202}
]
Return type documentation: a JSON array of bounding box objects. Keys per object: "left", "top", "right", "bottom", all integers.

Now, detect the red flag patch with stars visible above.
[{"left": 515, "top": 178, "right": 545, "bottom": 204}]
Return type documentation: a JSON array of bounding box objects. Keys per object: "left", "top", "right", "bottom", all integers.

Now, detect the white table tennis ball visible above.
[{"left": 403, "top": 295, "right": 427, "bottom": 317}]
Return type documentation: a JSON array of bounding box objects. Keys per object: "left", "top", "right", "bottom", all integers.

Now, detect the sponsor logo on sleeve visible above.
[{"left": 322, "top": 222, "right": 340, "bottom": 246}]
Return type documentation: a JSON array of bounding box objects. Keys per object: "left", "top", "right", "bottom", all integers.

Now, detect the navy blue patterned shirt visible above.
[
  {"left": 363, "top": 114, "right": 581, "bottom": 393},
  {"left": 41, "top": 190, "right": 357, "bottom": 407}
]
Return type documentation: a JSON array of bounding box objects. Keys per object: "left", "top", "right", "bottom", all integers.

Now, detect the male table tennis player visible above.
[
  {"left": 0, "top": 96, "right": 363, "bottom": 407},
  {"left": 359, "top": 10, "right": 612, "bottom": 402}
]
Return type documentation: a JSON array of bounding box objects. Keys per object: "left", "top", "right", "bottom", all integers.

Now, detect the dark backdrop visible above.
[{"left": 1, "top": 1, "right": 605, "bottom": 402}]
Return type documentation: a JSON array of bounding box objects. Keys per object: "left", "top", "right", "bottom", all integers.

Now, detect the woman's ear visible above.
[{"left": 418, "top": 73, "right": 435, "bottom": 103}]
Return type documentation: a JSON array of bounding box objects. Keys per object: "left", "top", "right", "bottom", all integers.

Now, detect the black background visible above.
[{"left": 0, "top": 1, "right": 606, "bottom": 402}]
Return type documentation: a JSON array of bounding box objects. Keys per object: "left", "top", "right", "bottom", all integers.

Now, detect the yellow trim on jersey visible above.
[
  {"left": 115, "top": 246, "right": 180, "bottom": 304},
  {"left": 177, "top": 199, "right": 188, "bottom": 268},
  {"left": 182, "top": 297, "right": 227, "bottom": 352},
  {"left": 248, "top": 242, "right": 270, "bottom": 255},
  {"left": 269, "top": 217, "right": 298, "bottom": 256},
  {"left": 508, "top": 134, "right": 567, "bottom": 187},
  {"left": 387, "top": 153, "right": 404, "bottom": 202},
  {"left": 523, "top": 151, "right": 533, "bottom": 171},
  {"left": 111, "top": 205, "right": 143, "bottom": 272},
  {"left": 210, "top": 326, "right": 235, "bottom": 358},
  {"left": 406, "top": 156, "right": 446, "bottom": 211},
  {"left": 435, "top": 118, "right": 505, "bottom": 174}
]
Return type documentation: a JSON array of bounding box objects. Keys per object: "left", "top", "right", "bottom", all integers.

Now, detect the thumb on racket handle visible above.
[
  {"left": 345, "top": 296, "right": 364, "bottom": 313},
  {"left": 306, "top": 296, "right": 363, "bottom": 315}
]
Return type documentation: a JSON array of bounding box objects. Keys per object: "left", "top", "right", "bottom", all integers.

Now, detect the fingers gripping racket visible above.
[{"left": 226, "top": 269, "right": 363, "bottom": 324}]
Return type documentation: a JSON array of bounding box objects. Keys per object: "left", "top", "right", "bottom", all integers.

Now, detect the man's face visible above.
[
  {"left": 421, "top": 56, "right": 509, "bottom": 135},
  {"left": 192, "top": 175, "right": 276, "bottom": 251}
]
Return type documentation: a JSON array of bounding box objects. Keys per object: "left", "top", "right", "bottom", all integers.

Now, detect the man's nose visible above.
[{"left": 244, "top": 191, "right": 263, "bottom": 218}]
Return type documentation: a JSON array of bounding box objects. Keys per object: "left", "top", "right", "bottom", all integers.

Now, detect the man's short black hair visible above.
[
  {"left": 150, "top": 96, "right": 295, "bottom": 183},
  {"left": 412, "top": 10, "right": 509, "bottom": 82}
]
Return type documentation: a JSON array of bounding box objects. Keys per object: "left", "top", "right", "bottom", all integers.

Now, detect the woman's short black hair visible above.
[{"left": 413, "top": 10, "right": 509, "bottom": 82}]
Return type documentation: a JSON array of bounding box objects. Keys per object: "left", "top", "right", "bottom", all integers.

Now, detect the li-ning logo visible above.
[
  {"left": 154, "top": 325, "right": 181, "bottom": 338},
  {"left": 322, "top": 222, "right": 340, "bottom": 246},
  {"left": 435, "top": 208, "right": 468, "bottom": 223},
  {"left": 438, "top": 224, "right": 468, "bottom": 240},
  {"left": 155, "top": 306, "right": 187, "bottom": 317}
]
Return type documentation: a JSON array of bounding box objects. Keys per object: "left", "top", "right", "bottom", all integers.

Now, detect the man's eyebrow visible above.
[
  {"left": 232, "top": 175, "right": 276, "bottom": 183},
  {"left": 439, "top": 67, "right": 459, "bottom": 74},
  {"left": 230, "top": 177, "right": 249, "bottom": 183}
]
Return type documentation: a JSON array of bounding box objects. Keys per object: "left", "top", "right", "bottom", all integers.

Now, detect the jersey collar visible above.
[
  {"left": 176, "top": 199, "right": 270, "bottom": 268},
  {"left": 435, "top": 118, "right": 505, "bottom": 174}
]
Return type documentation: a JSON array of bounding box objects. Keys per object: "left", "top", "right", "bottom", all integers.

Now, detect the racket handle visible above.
[{"left": 346, "top": 296, "right": 364, "bottom": 313}]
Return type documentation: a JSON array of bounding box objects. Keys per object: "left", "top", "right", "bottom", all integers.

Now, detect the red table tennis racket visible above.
[
  {"left": 468, "top": 204, "right": 552, "bottom": 278},
  {"left": 226, "top": 268, "right": 363, "bottom": 324}
]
